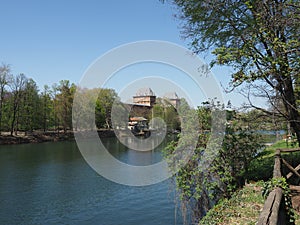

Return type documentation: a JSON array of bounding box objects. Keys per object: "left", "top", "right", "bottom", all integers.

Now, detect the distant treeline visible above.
[
  {"left": 0, "top": 64, "right": 118, "bottom": 135},
  {"left": 0, "top": 64, "right": 287, "bottom": 136}
]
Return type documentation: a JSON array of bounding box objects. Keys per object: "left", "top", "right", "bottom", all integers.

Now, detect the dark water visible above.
[{"left": 0, "top": 137, "right": 183, "bottom": 225}]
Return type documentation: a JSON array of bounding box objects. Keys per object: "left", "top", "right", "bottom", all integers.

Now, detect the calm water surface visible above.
[{"left": 0, "top": 137, "right": 183, "bottom": 225}]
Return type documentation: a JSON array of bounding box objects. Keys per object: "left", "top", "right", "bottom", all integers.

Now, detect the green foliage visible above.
[
  {"left": 246, "top": 140, "right": 300, "bottom": 182},
  {"left": 163, "top": 103, "right": 263, "bottom": 222},
  {"left": 150, "top": 98, "right": 181, "bottom": 131},
  {"left": 167, "top": 0, "right": 300, "bottom": 146},
  {"left": 9, "top": 73, "right": 28, "bottom": 135},
  {"left": 0, "top": 63, "right": 12, "bottom": 133},
  {"left": 218, "top": 124, "right": 263, "bottom": 193},
  {"left": 267, "top": 140, "right": 293, "bottom": 152},
  {"left": 164, "top": 106, "right": 180, "bottom": 131},
  {"left": 246, "top": 155, "right": 274, "bottom": 181},
  {"left": 95, "top": 88, "right": 118, "bottom": 129},
  {"left": 262, "top": 177, "right": 295, "bottom": 224},
  {"left": 20, "top": 78, "right": 40, "bottom": 132},
  {"left": 95, "top": 99, "right": 106, "bottom": 129},
  {"left": 55, "top": 80, "right": 76, "bottom": 132},
  {"left": 0, "top": 65, "right": 121, "bottom": 133},
  {"left": 235, "top": 109, "right": 286, "bottom": 133},
  {"left": 40, "top": 85, "right": 52, "bottom": 132}
]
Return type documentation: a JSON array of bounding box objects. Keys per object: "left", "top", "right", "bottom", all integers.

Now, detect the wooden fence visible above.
[{"left": 257, "top": 148, "right": 300, "bottom": 225}]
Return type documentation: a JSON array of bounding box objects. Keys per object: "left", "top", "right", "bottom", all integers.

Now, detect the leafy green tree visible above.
[
  {"left": 95, "top": 99, "right": 106, "bottom": 129},
  {"left": 51, "top": 83, "right": 60, "bottom": 132},
  {"left": 21, "top": 78, "right": 40, "bottom": 133},
  {"left": 164, "top": 106, "right": 180, "bottom": 131},
  {"left": 41, "top": 85, "right": 53, "bottom": 132},
  {"left": 73, "top": 87, "right": 102, "bottom": 131},
  {"left": 218, "top": 123, "right": 262, "bottom": 193},
  {"left": 152, "top": 102, "right": 164, "bottom": 118},
  {"left": 56, "top": 80, "right": 76, "bottom": 132},
  {"left": 95, "top": 88, "right": 118, "bottom": 129},
  {"left": 165, "top": 0, "right": 300, "bottom": 144},
  {"left": 150, "top": 98, "right": 180, "bottom": 131}
]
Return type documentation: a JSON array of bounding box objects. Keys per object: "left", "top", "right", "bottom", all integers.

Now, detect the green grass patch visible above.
[
  {"left": 267, "top": 139, "right": 298, "bottom": 151},
  {"left": 199, "top": 182, "right": 264, "bottom": 225},
  {"left": 246, "top": 140, "right": 299, "bottom": 182}
]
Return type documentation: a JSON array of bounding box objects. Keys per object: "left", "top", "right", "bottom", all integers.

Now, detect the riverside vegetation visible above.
[
  {"left": 160, "top": 1, "right": 300, "bottom": 224},
  {"left": 0, "top": 64, "right": 120, "bottom": 137},
  {"left": 198, "top": 141, "right": 300, "bottom": 225},
  {"left": 163, "top": 100, "right": 299, "bottom": 224},
  {"left": 1, "top": 62, "right": 297, "bottom": 223},
  {"left": 0, "top": 64, "right": 183, "bottom": 143}
]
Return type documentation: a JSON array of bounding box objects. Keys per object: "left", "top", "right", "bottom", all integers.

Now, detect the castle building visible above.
[
  {"left": 124, "top": 88, "right": 181, "bottom": 120},
  {"left": 133, "top": 87, "right": 156, "bottom": 107}
]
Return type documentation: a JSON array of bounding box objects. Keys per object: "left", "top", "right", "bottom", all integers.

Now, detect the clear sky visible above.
[{"left": 0, "top": 0, "right": 261, "bottom": 108}]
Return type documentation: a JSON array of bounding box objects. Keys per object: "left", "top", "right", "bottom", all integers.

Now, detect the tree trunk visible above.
[
  {"left": 106, "top": 119, "right": 110, "bottom": 130},
  {"left": 282, "top": 78, "right": 300, "bottom": 146},
  {"left": 10, "top": 110, "right": 16, "bottom": 136},
  {"left": 15, "top": 108, "right": 19, "bottom": 136}
]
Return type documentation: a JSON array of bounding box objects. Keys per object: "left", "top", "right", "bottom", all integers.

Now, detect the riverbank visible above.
[
  {"left": 199, "top": 182, "right": 265, "bottom": 224},
  {"left": 0, "top": 130, "right": 116, "bottom": 145},
  {"left": 199, "top": 140, "right": 300, "bottom": 225}
]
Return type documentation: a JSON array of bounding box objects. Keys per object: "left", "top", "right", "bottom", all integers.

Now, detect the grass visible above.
[
  {"left": 198, "top": 181, "right": 300, "bottom": 225},
  {"left": 199, "top": 182, "right": 265, "bottom": 225},
  {"left": 267, "top": 139, "right": 299, "bottom": 151}
]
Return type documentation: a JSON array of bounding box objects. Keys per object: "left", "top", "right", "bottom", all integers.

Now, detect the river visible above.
[{"left": 0, "top": 136, "right": 184, "bottom": 225}]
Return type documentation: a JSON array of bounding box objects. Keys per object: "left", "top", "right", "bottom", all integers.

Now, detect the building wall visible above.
[
  {"left": 133, "top": 96, "right": 156, "bottom": 106},
  {"left": 123, "top": 103, "right": 152, "bottom": 119}
]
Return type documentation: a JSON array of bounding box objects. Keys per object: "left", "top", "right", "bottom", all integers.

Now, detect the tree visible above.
[
  {"left": 9, "top": 73, "right": 27, "bottom": 135},
  {"left": 56, "top": 80, "right": 75, "bottom": 132},
  {"left": 150, "top": 98, "right": 181, "bottom": 131},
  {"left": 21, "top": 79, "right": 40, "bottom": 133},
  {"left": 165, "top": 0, "right": 300, "bottom": 144},
  {"left": 95, "top": 97, "right": 106, "bottom": 129},
  {"left": 95, "top": 88, "right": 118, "bottom": 129},
  {"left": 0, "top": 64, "right": 12, "bottom": 133},
  {"left": 73, "top": 87, "right": 100, "bottom": 131},
  {"left": 41, "top": 85, "right": 52, "bottom": 132},
  {"left": 163, "top": 102, "right": 262, "bottom": 223},
  {"left": 51, "top": 83, "right": 59, "bottom": 132}
]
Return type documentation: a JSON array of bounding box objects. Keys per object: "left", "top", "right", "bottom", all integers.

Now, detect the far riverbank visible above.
[{"left": 0, "top": 130, "right": 116, "bottom": 145}]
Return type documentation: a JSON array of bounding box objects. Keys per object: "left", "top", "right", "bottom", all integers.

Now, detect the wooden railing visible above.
[{"left": 257, "top": 148, "right": 300, "bottom": 225}]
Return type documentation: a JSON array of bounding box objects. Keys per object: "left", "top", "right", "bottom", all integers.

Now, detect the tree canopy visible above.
[
  {"left": 166, "top": 0, "right": 300, "bottom": 143},
  {"left": 0, "top": 64, "right": 121, "bottom": 134}
]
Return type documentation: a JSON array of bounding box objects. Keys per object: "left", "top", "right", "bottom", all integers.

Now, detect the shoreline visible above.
[{"left": 0, "top": 130, "right": 116, "bottom": 145}]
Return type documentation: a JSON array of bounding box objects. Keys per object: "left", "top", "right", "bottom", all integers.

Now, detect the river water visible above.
[{"left": 0, "top": 137, "right": 184, "bottom": 225}]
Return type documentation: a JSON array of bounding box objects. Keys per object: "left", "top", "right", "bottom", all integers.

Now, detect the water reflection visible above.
[
  {"left": 0, "top": 138, "right": 182, "bottom": 225},
  {"left": 102, "top": 135, "right": 170, "bottom": 166}
]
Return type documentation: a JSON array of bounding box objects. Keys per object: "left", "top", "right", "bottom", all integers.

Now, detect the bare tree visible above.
[
  {"left": 0, "top": 63, "right": 12, "bottom": 134},
  {"left": 10, "top": 73, "right": 27, "bottom": 135}
]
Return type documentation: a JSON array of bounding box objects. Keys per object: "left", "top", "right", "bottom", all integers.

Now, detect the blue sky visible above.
[{"left": 0, "top": 0, "right": 256, "bottom": 108}]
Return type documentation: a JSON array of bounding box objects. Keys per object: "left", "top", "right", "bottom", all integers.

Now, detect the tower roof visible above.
[
  {"left": 164, "top": 92, "right": 179, "bottom": 100},
  {"left": 135, "top": 87, "right": 155, "bottom": 97}
]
